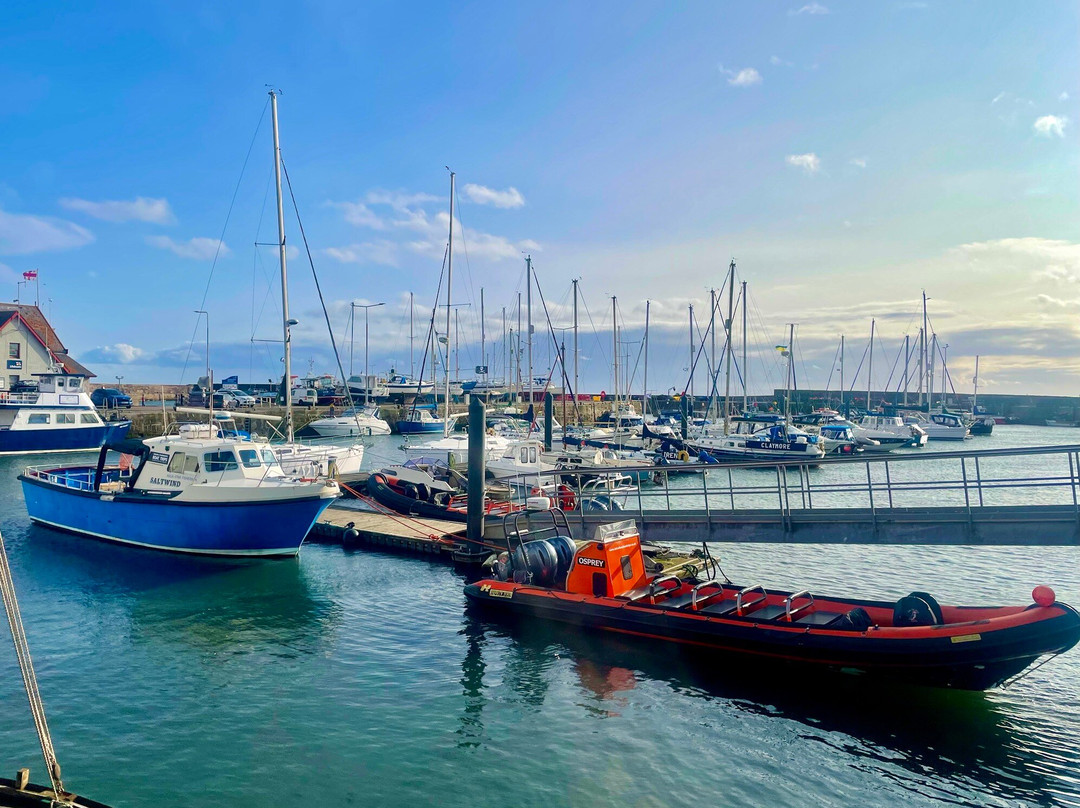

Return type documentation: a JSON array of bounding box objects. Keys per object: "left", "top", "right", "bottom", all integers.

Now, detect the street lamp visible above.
[
  {"left": 351, "top": 302, "right": 384, "bottom": 404},
  {"left": 115, "top": 375, "right": 123, "bottom": 390}
]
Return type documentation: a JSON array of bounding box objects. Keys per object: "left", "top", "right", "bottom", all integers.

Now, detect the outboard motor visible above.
[
  {"left": 511, "top": 539, "right": 560, "bottom": 586},
  {"left": 547, "top": 535, "right": 577, "bottom": 587},
  {"left": 893, "top": 591, "right": 943, "bottom": 627}
]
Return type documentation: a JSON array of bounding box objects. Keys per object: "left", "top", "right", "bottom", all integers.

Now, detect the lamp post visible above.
[
  {"left": 352, "top": 302, "right": 385, "bottom": 404},
  {"left": 115, "top": 375, "right": 123, "bottom": 391}
]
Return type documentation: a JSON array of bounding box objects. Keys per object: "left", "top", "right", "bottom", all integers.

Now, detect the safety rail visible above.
[{"left": 500, "top": 443, "right": 1080, "bottom": 519}]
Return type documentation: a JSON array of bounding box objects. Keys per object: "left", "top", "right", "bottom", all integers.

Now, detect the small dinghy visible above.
[
  {"left": 466, "top": 513, "right": 1080, "bottom": 691},
  {"left": 367, "top": 468, "right": 520, "bottom": 522}
]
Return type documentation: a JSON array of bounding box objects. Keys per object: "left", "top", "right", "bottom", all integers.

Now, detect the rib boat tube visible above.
[
  {"left": 366, "top": 471, "right": 519, "bottom": 522},
  {"left": 465, "top": 520, "right": 1080, "bottom": 691}
]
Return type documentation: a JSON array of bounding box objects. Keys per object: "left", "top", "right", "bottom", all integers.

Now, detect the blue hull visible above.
[
  {"left": 0, "top": 422, "right": 131, "bottom": 454},
  {"left": 20, "top": 475, "right": 334, "bottom": 557},
  {"left": 397, "top": 421, "right": 445, "bottom": 434}
]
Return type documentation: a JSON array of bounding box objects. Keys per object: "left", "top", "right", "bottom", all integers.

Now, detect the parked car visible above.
[
  {"left": 222, "top": 389, "right": 255, "bottom": 408},
  {"left": 91, "top": 388, "right": 133, "bottom": 409}
]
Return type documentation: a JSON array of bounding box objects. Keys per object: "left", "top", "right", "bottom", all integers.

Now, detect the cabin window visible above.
[
  {"left": 530, "top": 446, "right": 537, "bottom": 463},
  {"left": 8, "top": 343, "right": 19, "bottom": 359},
  {"left": 620, "top": 555, "right": 634, "bottom": 580},
  {"left": 27, "top": 413, "right": 50, "bottom": 424},
  {"left": 260, "top": 449, "right": 277, "bottom": 465},
  {"left": 204, "top": 451, "right": 238, "bottom": 473},
  {"left": 167, "top": 453, "right": 187, "bottom": 473},
  {"left": 55, "top": 413, "right": 75, "bottom": 424},
  {"left": 184, "top": 455, "right": 200, "bottom": 474},
  {"left": 520, "top": 447, "right": 529, "bottom": 463},
  {"left": 238, "top": 449, "right": 261, "bottom": 468},
  {"left": 81, "top": 413, "right": 100, "bottom": 424}
]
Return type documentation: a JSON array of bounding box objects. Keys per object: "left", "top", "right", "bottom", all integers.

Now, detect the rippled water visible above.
[{"left": 0, "top": 427, "right": 1077, "bottom": 807}]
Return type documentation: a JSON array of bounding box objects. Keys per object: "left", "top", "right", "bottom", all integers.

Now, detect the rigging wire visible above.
[{"left": 179, "top": 96, "right": 269, "bottom": 385}]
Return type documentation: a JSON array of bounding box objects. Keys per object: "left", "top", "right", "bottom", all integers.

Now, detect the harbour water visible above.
[{"left": 1, "top": 426, "right": 1078, "bottom": 807}]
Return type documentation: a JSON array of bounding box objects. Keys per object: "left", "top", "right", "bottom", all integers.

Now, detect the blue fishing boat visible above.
[
  {"left": 397, "top": 407, "right": 454, "bottom": 434},
  {"left": 0, "top": 369, "right": 130, "bottom": 453},
  {"left": 19, "top": 435, "right": 339, "bottom": 557}
]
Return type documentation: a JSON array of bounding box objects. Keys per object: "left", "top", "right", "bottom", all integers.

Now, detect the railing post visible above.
[
  {"left": 960, "top": 457, "right": 971, "bottom": 520},
  {"left": 1069, "top": 452, "right": 1078, "bottom": 522},
  {"left": 803, "top": 463, "right": 813, "bottom": 509},
  {"left": 702, "top": 466, "right": 711, "bottom": 518},
  {"left": 974, "top": 456, "right": 984, "bottom": 507},
  {"left": 866, "top": 462, "right": 875, "bottom": 525},
  {"left": 884, "top": 460, "right": 893, "bottom": 509},
  {"left": 728, "top": 468, "right": 735, "bottom": 512}
]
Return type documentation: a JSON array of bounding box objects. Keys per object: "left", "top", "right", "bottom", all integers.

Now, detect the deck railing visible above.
[{"left": 501, "top": 444, "right": 1080, "bottom": 521}]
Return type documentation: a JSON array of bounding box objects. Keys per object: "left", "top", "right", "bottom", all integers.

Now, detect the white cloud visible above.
[
  {"left": 770, "top": 55, "right": 794, "bottom": 67},
  {"left": 790, "top": 2, "right": 829, "bottom": 14},
  {"left": 83, "top": 343, "right": 145, "bottom": 364},
  {"left": 849, "top": 157, "right": 867, "bottom": 168},
  {"left": 786, "top": 153, "right": 821, "bottom": 174},
  {"left": 1033, "top": 293, "right": 1080, "bottom": 310},
  {"left": 0, "top": 208, "right": 94, "bottom": 255},
  {"left": 718, "top": 65, "right": 762, "bottom": 87},
  {"left": 146, "top": 235, "right": 229, "bottom": 260},
  {"left": 59, "top": 196, "right": 175, "bottom": 224},
  {"left": 462, "top": 183, "right": 526, "bottom": 209},
  {"left": 323, "top": 241, "right": 400, "bottom": 266},
  {"left": 1033, "top": 114, "right": 1067, "bottom": 137},
  {"left": 333, "top": 201, "right": 387, "bottom": 229},
  {"left": 1060, "top": 91, "right": 1070, "bottom": 102},
  {"left": 365, "top": 190, "right": 440, "bottom": 212}
]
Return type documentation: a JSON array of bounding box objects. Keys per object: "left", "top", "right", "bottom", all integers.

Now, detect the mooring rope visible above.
[{"left": 0, "top": 529, "right": 66, "bottom": 800}]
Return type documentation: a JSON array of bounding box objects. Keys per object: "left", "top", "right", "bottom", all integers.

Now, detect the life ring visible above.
[{"left": 677, "top": 450, "right": 690, "bottom": 462}]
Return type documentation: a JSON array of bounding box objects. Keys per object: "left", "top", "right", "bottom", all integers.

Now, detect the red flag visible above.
[{"left": 22, "top": 270, "right": 37, "bottom": 280}]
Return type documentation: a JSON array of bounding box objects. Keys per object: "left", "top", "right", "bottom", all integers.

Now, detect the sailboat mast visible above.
[
  {"left": 480, "top": 287, "right": 486, "bottom": 386},
  {"left": 269, "top": 89, "right": 294, "bottom": 442},
  {"left": 501, "top": 306, "right": 506, "bottom": 391},
  {"left": 709, "top": 287, "right": 717, "bottom": 419},
  {"left": 903, "top": 333, "right": 910, "bottom": 406},
  {"left": 784, "top": 323, "right": 794, "bottom": 423},
  {"left": 723, "top": 259, "right": 735, "bottom": 435},
  {"left": 741, "top": 279, "right": 748, "bottom": 415},
  {"left": 572, "top": 279, "right": 579, "bottom": 419},
  {"left": 454, "top": 308, "right": 460, "bottom": 385},
  {"left": 928, "top": 332, "right": 936, "bottom": 410},
  {"left": 526, "top": 255, "right": 533, "bottom": 404},
  {"left": 612, "top": 296, "right": 618, "bottom": 417},
  {"left": 516, "top": 292, "right": 522, "bottom": 402},
  {"left": 643, "top": 299, "right": 650, "bottom": 418},
  {"left": 973, "top": 354, "right": 980, "bottom": 411},
  {"left": 688, "top": 304, "right": 694, "bottom": 403},
  {"left": 920, "top": 291, "right": 928, "bottom": 408},
  {"left": 840, "top": 335, "right": 845, "bottom": 413},
  {"left": 409, "top": 291, "right": 414, "bottom": 379},
  {"left": 867, "top": 318, "right": 875, "bottom": 411},
  {"left": 444, "top": 170, "right": 454, "bottom": 437}
]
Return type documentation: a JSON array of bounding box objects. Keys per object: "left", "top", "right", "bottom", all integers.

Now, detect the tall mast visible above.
[
  {"left": 454, "top": 307, "right": 460, "bottom": 386},
  {"left": 572, "top": 279, "right": 579, "bottom": 420},
  {"left": 784, "top": 323, "right": 794, "bottom": 423},
  {"left": 839, "top": 334, "right": 845, "bottom": 413},
  {"left": 526, "top": 255, "right": 533, "bottom": 404},
  {"left": 688, "top": 304, "right": 694, "bottom": 403},
  {"left": 741, "top": 279, "right": 748, "bottom": 415},
  {"left": 902, "top": 333, "right": 910, "bottom": 406},
  {"left": 516, "top": 292, "right": 522, "bottom": 403},
  {"left": 928, "top": 332, "right": 936, "bottom": 410},
  {"left": 409, "top": 291, "right": 414, "bottom": 379},
  {"left": 612, "top": 296, "right": 618, "bottom": 415},
  {"left": 973, "top": 354, "right": 980, "bottom": 411},
  {"left": 269, "top": 89, "right": 294, "bottom": 442},
  {"left": 920, "top": 291, "right": 928, "bottom": 408},
  {"left": 444, "top": 170, "right": 454, "bottom": 437},
  {"left": 723, "top": 260, "right": 735, "bottom": 435},
  {"left": 501, "top": 306, "right": 507, "bottom": 391},
  {"left": 480, "top": 287, "right": 486, "bottom": 386},
  {"left": 643, "top": 300, "right": 650, "bottom": 417},
  {"left": 867, "top": 318, "right": 875, "bottom": 411},
  {"left": 709, "top": 287, "right": 717, "bottom": 418}
]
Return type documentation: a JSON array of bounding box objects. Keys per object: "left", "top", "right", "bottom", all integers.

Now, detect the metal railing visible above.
[{"left": 501, "top": 444, "right": 1080, "bottom": 521}]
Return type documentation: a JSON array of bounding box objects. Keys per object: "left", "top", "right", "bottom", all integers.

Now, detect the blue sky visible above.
[{"left": 0, "top": 1, "right": 1076, "bottom": 398}]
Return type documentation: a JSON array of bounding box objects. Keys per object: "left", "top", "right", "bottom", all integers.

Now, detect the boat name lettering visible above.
[
  {"left": 577, "top": 557, "right": 605, "bottom": 568},
  {"left": 149, "top": 452, "right": 170, "bottom": 465},
  {"left": 753, "top": 442, "right": 795, "bottom": 450},
  {"left": 148, "top": 477, "right": 182, "bottom": 488}
]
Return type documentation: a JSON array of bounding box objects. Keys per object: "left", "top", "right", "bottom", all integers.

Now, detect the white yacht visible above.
[
  {"left": 854, "top": 414, "right": 928, "bottom": 449},
  {"left": 306, "top": 405, "right": 391, "bottom": 437},
  {"left": 486, "top": 439, "right": 559, "bottom": 481},
  {"left": 688, "top": 415, "right": 827, "bottom": 463},
  {"left": 917, "top": 411, "right": 971, "bottom": 441}
]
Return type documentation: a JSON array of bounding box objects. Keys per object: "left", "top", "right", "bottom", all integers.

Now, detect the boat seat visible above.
[
  {"left": 743, "top": 604, "right": 789, "bottom": 622},
  {"left": 654, "top": 591, "right": 698, "bottom": 610},
  {"left": 699, "top": 597, "right": 752, "bottom": 617},
  {"left": 792, "top": 610, "right": 844, "bottom": 627}
]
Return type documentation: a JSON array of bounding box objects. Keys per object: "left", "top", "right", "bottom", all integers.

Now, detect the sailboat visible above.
[{"left": 263, "top": 91, "right": 366, "bottom": 475}]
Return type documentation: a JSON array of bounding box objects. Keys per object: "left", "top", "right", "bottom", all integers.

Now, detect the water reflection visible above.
[
  {"left": 463, "top": 607, "right": 1073, "bottom": 807},
  {"left": 23, "top": 524, "right": 340, "bottom": 658}
]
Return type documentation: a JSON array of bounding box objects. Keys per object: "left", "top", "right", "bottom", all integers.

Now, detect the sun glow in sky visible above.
[{"left": 0, "top": 1, "right": 1076, "bottom": 396}]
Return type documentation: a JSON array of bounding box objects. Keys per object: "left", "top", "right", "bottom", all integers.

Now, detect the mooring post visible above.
[
  {"left": 465, "top": 396, "right": 486, "bottom": 558},
  {"left": 544, "top": 392, "right": 553, "bottom": 452}
]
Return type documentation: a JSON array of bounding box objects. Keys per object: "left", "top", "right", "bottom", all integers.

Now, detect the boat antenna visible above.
[{"left": 0, "top": 529, "right": 66, "bottom": 800}]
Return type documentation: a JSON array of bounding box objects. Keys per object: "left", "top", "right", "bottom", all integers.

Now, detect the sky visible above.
[{"left": 0, "top": 1, "right": 1077, "bottom": 399}]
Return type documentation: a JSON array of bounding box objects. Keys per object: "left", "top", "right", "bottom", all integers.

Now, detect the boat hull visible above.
[
  {"left": 0, "top": 421, "right": 131, "bottom": 454},
  {"left": 20, "top": 475, "right": 335, "bottom": 557},
  {"left": 465, "top": 582, "right": 1080, "bottom": 690},
  {"left": 396, "top": 420, "right": 445, "bottom": 434}
]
